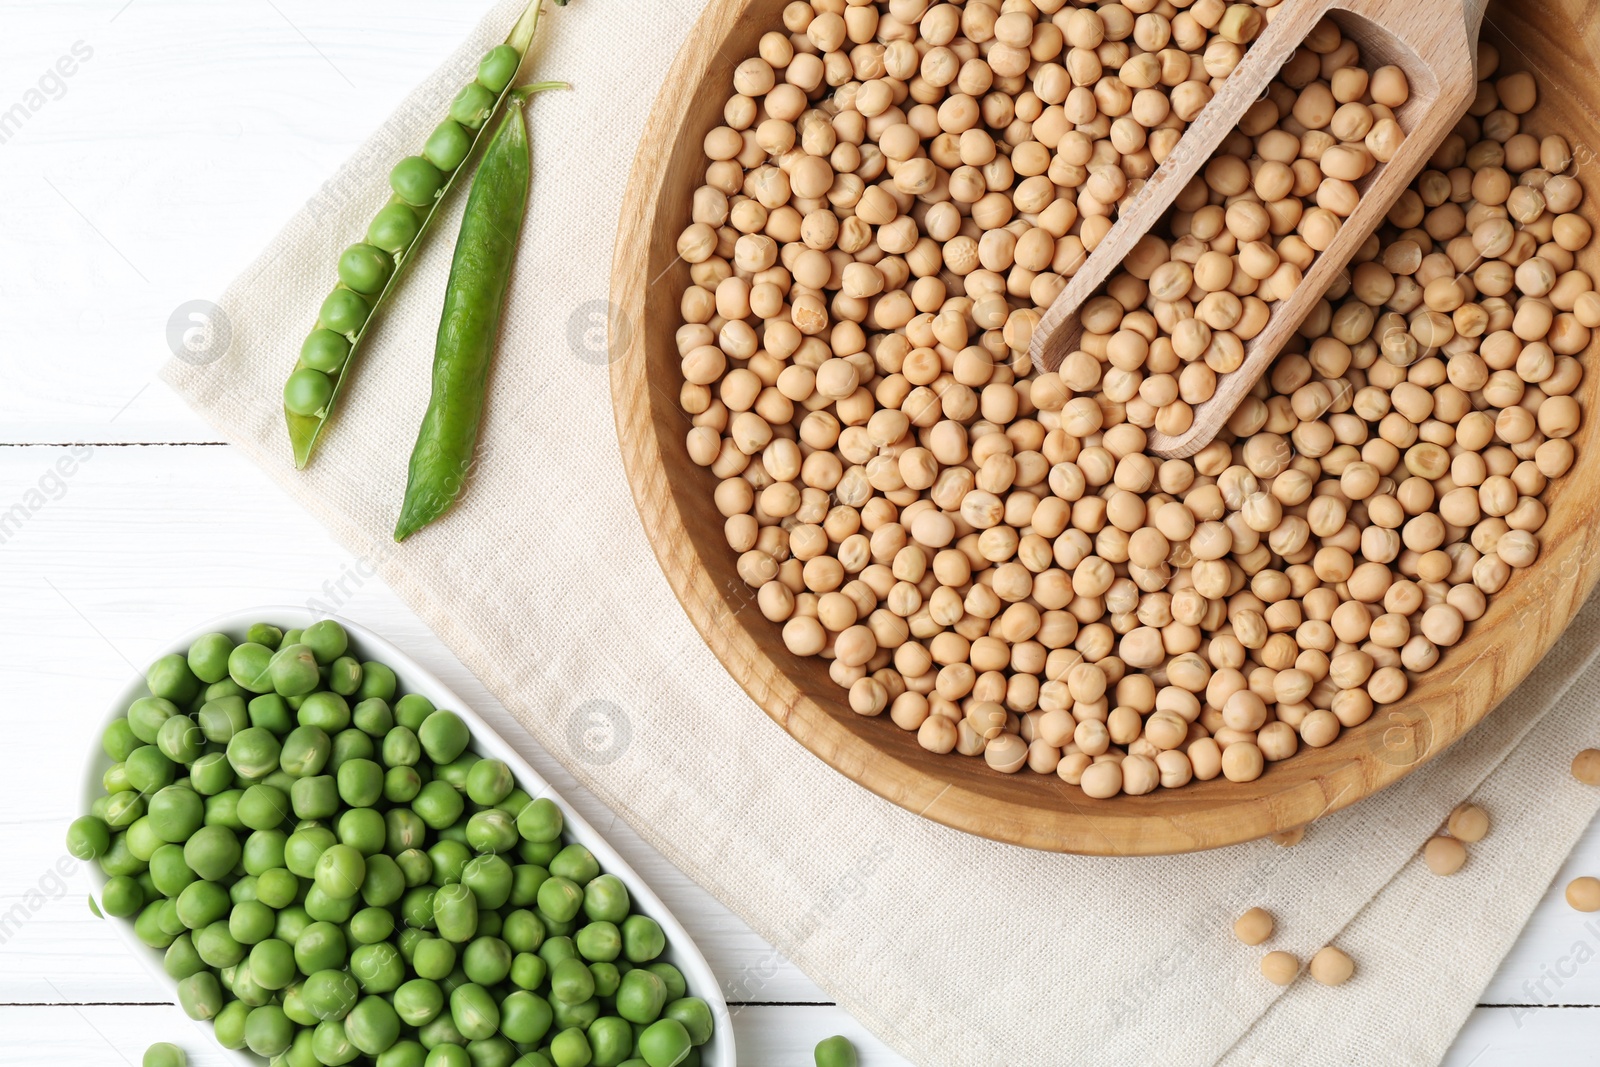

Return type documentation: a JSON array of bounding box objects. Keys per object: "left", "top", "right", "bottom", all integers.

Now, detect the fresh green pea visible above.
[
  {"left": 104, "top": 790, "right": 146, "bottom": 829},
  {"left": 381, "top": 1039, "right": 429, "bottom": 1067},
  {"left": 539, "top": 935, "right": 578, "bottom": 969},
  {"left": 358, "top": 660, "right": 398, "bottom": 701},
  {"left": 301, "top": 329, "right": 352, "bottom": 374},
  {"left": 203, "top": 789, "right": 245, "bottom": 831},
  {"left": 616, "top": 968, "right": 666, "bottom": 1024},
  {"left": 813, "top": 1036, "right": 857, "bottom": 1067},
  {"left": 182, "top": 824, "right": 240, "bottom": 881},
  {"left": 196, "top": 696, "right": 248, "bottom": 744},
  {"left": 496, "top": 786, "right": 533, "bottom": 818},
  {"left": 337, "top": 904, "right": 391, "bottom": 947},
  {"left": 101, "top": 875, "right": 143, "bottom": 917},
  {"left": 242, "top": 1003, "right": 294, "bottom": 1056},
  {"left": 249, "top": 937, "right": 297, "bottom": 989},
  {"left": 279, "top": 980, "right": 317, "bottom": 1026},
  {"left": 537, "top": 877, "right": 584, "bottom": 925},
  {"left": 462, "top": 935, "right": 512, "bottom": 985},
  {"left": 282, "top": 725, "right": 333, "bottom": 778},
  {"left": 299, "top": 692, "right": 351, "bottom": 732},
  {"left": 367, "top": 202, "right": 423, "bottom": 256},
  {"left": 226, "top": 727, "right": 281, "bottom": 779},
  {"left": 449, "top": 83, "right": 496, "bottom": 129},
  {"left": 508, "top": 950, "right": 547, "bottom": 990},
  {"left": 647, "top": 962, "right": 687, "bottom": 1001},
  {"left": 102, "top": 762, "right": 132, "bottom": 795},
  {"left": 313, "top": 842, "right": 365, "bottom": 900},
  {"left": 156, "top": 714, "right": 204, "bottom": 764},
  {"left": 429, "top": 839, "right": 473, "bottom": 886},
  {"left": 393, "top": 977, "right": 444, "bottom": 1026},
  {"left": 582, "top": 875, "right": 630, "bottom": 924},
  {"left": 637, "top": 1019, "right": 692, "bottom": 1067},
  {"left": 147, "top": 652, "right": 201, "bottom": 704},
  {"left": 415, "top": 781, "right": 465, "bottom": 830},
  {"left": 148, "top": 786, "right": 205, "bottom": 843},
  {"left": 501, "top": 909, "right": 546, "bottom": 954},
  {"left": 450, "top": 982, "right": 500, "bottom": 1041},
  {"left": 338, "top": 758, "right": 384, "bottom": 808},
  {"left": 413, "top": 936, "right": 456, "bottom": 980},
  {"left": 177, "top": 970, "right": 222, "bottom": 1021},
  {"left": 338, "top": 806, "right": 387, "bottom": 856},
  {"left": 386, "top": 766, "right": 423, "bottom": 803},
  {"left": 461, "top": 854, "right": 513, "bottom": 910},
  {"left": 248, "top": 692, "right": 295, "bottom": 734},
  {"left": 476, "top": 909, "right": 503, "bottom": 939},
  {"left": 175, "top": 879, "right": 231, "bottom": 929},
  {"left": 207, "top": 677, "right": 248, "bottom": 702},
  {"left": 401, "top": 886, "right": 438, "bottom": 931},
  {"left": 195, "top": 920, "right": 244, "bottom": 967},
  {"left": 292, "top": 775, "right": 339, "bottom": 819},
  {"left": 284, "top": 367, "right": 336, "bottom": 417},
  {"left": 466, "top": 809, "right": 518, "bottom": 854},
  {"left": 511, "top": 1054, "right": 555, "bottom": 1067},
  {"left": 269, "top": 643, "right": 321, "bottom": 697},
  {"left": 347, "top": 994, "right": 402, "bottom": 1055},
  {"left": 576, "top": 921, "right": 621, "bottom": 963},
  {"left": 230, "top": 958, "right": 273, "bottom": 1007},
  {"left": 424, "top": 121, "right": 474, "bottom": 172},
  {"left": 228, "top": 899, "right": 275, "bottom": 944},
  {"left": 549, "top": 844, "right": 599, "bottom": 886},
  {"left": 284, "top": 825, "right": 337, "bottom": 883},
  {"left": 435, "top": 754, "right": 479, "bottom": 792},
  {"left": 238, "top": 783, "right": 290, "bottom": 831},
  {"left": 215, "top": 998, "right": 251, "bottom": 1049},
  {"left": 125, "top": 817, "right": 165, "bottom": 862},
  {"left": 313, "top": 1017, "right": 361, "bottom": 1065},
  {"left": 465, "top": 758, "right": 514, "bottom": 805},
  {"left": 230, "top": 873, "right": 261, "bottom": 904},
  {"left": 242, "top": 828, "right": 287, "bottom": 875},
  {"left": 228, "top": 642, "right": 276, "bottom": 692},
  {"left": 103, "top": 717, "right": 141, "bottom": 761},
  {"left": 320, "top": 288, "right": 371, "bottom": 337},
  {"left": 299, "top": 619, "right": 346, "bottom": 661},
  {"left": 256, "top": 867, "right": 298, "bottom": 909},
  {"left": 476, "top": 44, "right": 521, "bottom": 92},
  {"left": 549, "top": 956, "right": 595, "bottom": 1005},
  {"left": 516, "top": 798, "right": 564, "bottom": 843},
  {"left": 588, "top": 1016, "right": 633, "bottom": 1067},
  {"left": 549, "top": 1027, "right": 593, "bottom": 1067},
  {"left": 162, "top": 931, "right": 206, "bottom": 980},
  {"left": 304, "top": 968, "right": 361, "bottom": 1021},
  {"left": 393, "top": 693, "right": 435, "bottom": 731},
  {"left": 397, "top": 848, "right": 433, "bottom": 887},
  {"left": 418, "top": 710, "right": 471, "bottom": 764},
  {"left": 663, "top": 998, "right": 713, "bottom": 1046},
  {"left": 511, "top": 865, "right": 550, "bottom": 909},
  {"left": 350, "top": 697, "right": 390, "bottom": 737},
  {"left": 149, "top": 843, "right": 197, "bottom": 896},
  {"left": 133, "top": 900, "right": 174, "bottom": 948},
  {"left": 390, "top": 154, "right": 445, "bottom": 206},
  {"left": 294, "top": 920, "right": 348, "bottom": 974},
  {"left": 352, "top": 940, "right": 407, "bottom": 992},
  {"left": 338, "top": 243, "right": 394, "bottom": 295},
  {"left": 427, "top": 1045, "right": 472, "bottom": 1067},
  {"left": 187, "top": 752, "right": 232, "bottom": 795},
  {"left": 274, "top": 904, "right": 313, "bottom": 945},
  {"left": 467, "top": 1036, "right": 518, "bottom": 1067},
  {"left": 434, "top": 882, "right": 479, "bottom": 943},
  {"left": 142, "top": 1041, "right": 187, "bottom": 1067},
  {"left": 129, "top": 696, "right": 180, "bottom": 744},
  {"left": 246, "top": 623, "right": 283, "bottom": 648},
  {"left": 363, "top": 853, "right": 406, "bottom": 908},
  {"left": 66, "top": 815, "right": 110, "bottom": 861},
  {"left": 622, "top": 915, "right": 665, "bottom": 963}
]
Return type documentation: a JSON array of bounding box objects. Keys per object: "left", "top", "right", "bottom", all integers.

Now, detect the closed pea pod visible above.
[{"left": 395, "top": 81, "right": 568, "bottom": 540}]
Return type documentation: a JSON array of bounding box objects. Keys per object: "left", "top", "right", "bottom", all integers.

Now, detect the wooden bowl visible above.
[{"left": 610, "top": 0, "right": 1600, "bottom": 854}]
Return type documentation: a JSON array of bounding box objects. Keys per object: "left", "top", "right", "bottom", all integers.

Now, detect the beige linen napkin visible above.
[{"left": 163, "top": 2, "right": 1600, "bottom": 1062}]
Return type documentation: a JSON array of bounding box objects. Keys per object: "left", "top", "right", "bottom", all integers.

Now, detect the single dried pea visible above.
[
  {"left": 1446, "top": 803, "right": 1490, "bottom": 843},
  {"left": 1233, "top": 907, "right": 1274, "bottom": 946},
  {"left": 1573, "top": 749, "right": 1600, "bottom": 786},
  {"left": 1566, "top": 877, "right": 1600, "bottom": 912},
  {"left": 1309, "top": 946, "right": 1355, "bottom": 986},
  {"left": 1260, "top": 951, "right": 1299, "bottom": 986},
  {"left": 1423, "top": 836, "right": 1467, "bottom": 875}
]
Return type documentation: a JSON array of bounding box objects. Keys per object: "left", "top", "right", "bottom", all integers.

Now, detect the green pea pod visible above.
[
  {"left": 283, "top": 0, "right": 569, "bottom": 469},
  {"left": 393, "top": 82, "right": 565, "bottom": 541}
]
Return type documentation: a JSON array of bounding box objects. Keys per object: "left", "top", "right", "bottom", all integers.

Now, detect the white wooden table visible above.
[{"left": 1, "top": 2, "right": 1598, "bottom": 1063}]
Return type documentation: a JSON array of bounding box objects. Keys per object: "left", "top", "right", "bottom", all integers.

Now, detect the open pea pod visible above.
[{"left": 283, "top": 0, "right": 567, "bottom": 469}]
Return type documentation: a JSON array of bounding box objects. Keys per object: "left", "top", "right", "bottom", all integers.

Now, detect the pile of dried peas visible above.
[{"left": 674, "top": 0, "right": 1598, "bottom": 799}]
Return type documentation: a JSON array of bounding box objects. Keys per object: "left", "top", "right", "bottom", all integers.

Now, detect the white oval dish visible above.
[{"left": 80, "top": 606, "right": 735, "bottom": 1066}]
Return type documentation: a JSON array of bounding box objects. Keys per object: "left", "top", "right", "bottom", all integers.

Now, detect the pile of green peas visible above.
[
  {"left": 283, "top": 41, "right": 524, "bottom": 422},
  {"left": 70, "top": 618, "right": 715, "bottom": 1067}
]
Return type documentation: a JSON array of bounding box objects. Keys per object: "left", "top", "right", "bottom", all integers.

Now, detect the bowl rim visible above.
[
  {"left": 81, "top": 605, "right": 735, "bottom": 1065},
  {"left": 607, "top": 0, "right": 1600, "bottom": 856}
]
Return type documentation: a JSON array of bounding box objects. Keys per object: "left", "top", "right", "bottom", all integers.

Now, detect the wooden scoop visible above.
[{"left": 1027, "top": 0, "right": 1489, "bottom": 458}]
